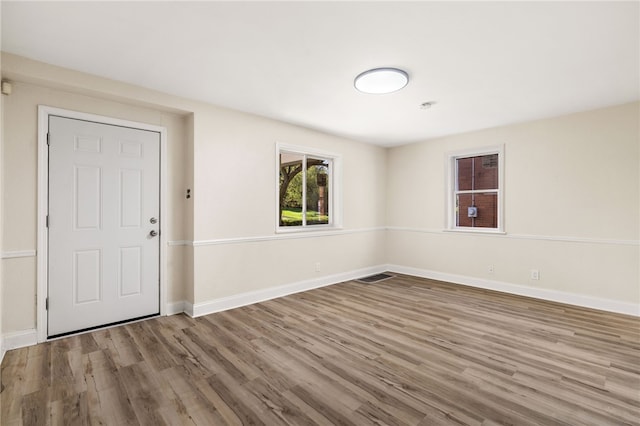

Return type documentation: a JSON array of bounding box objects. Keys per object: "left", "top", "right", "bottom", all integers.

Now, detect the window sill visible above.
[
  {"left": 444, "top": 228, "right": 506, "bottom": 235},
  {"left": 276, "top": 225, "right": 343, "bottom": 234}
]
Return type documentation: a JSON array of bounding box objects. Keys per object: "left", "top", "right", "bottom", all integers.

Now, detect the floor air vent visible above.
[{"left": 356, "top": 273, "right": 394, "bottom": 284}]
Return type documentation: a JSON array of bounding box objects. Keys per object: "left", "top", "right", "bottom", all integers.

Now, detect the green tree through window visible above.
[{"left": 279, "top": 152, "right": 331, "bottom": 227}]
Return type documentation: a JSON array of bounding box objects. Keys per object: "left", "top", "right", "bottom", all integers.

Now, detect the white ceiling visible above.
[{"left": 2, "top": 1, "right": 639, "bottom": 146}]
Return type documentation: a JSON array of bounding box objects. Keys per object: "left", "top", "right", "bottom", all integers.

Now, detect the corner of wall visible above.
[
  {"left": 0, "top": 45, "right": 5, "bottom": 365},
  {"left": 184, "top": 113, "right": 195, "bottom": 306}
]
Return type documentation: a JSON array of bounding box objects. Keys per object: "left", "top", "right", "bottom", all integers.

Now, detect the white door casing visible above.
[{"left": 38, "top": 107, "right": 167, "bottom": 340}]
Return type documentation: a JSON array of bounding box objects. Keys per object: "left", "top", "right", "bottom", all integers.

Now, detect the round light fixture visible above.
[{"left": 354, "top": 67, "right": 409, "bottom": 94}]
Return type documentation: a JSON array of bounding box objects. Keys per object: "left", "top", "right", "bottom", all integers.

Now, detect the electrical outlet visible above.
[
  {"left": 488, "top": 265, "right": 494, "bottom": 274},
  {"left": 315, "top": 262, "right": 321, "bottom": 272},
  {"left": 530, "top": 269, "right": 540, "bottom": 280}
]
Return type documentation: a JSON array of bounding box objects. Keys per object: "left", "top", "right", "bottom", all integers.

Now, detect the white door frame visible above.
[{"left": 37, "top": 105, "right": 168, "bottom": 342}]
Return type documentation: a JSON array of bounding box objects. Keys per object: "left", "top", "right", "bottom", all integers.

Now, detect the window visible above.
[
  {"left": 277, "top": 145, "right": 340, "bottom": 230},
  {"left": 447, "top": 146, "right": 504, "bottom": 232}
]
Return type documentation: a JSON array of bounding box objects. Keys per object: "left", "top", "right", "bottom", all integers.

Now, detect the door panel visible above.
[
  {"left": 74, "top": 166, "right": 102, "bottom": 229},
  {"left": 74, "top": 249, "right": 101, "bottom": 303},
  {"left": 120, "top": 169, "right": 142, "bottom": 228},
  {"left": 48, "top": 116, "right": 160, "bottom": 336},
  {"left": 119, "top": 246, "right": 142, "bottom": 296}
]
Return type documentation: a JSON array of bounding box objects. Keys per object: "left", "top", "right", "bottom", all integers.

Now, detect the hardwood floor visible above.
[{"left": 2, "top": 274, "right": 639, "bottom": 425}]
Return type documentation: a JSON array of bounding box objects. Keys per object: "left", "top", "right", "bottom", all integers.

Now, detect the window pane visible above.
[
  {"left": 457, "top": 157, "right": 473, "bottom": 191},
  {"left": 457, "top": 154, "right": 498, "bottom": 191},
  {"left": 279, "top": 153, "right": 303, "bottom": 226},
  {"left": 305, "top": 158, "right": 330, "bottom": 225},
  {"left": 474, "top": 155, "right": 498, "bottom": 190},
  {"left": 456, "top": 193, "right": 473, "bottom": 227},
  {"left": 456, "top": 192, "right": 498, "bottom": 228}
]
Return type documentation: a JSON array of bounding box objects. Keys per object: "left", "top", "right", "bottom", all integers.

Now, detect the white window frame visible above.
[
  {"left": 276, "top": 143, "right": 342, "bottom": 233},
  {"left": 446, "top": 145, "right": 505, "bottom": 233}
]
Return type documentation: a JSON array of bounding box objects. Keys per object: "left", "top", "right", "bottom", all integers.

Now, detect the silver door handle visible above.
[
  {"left": 150, "top": 217, "right": 158, "bottom": 224},
  {"left": 149, "top": 230, "right": 158, "bottom": 237}
]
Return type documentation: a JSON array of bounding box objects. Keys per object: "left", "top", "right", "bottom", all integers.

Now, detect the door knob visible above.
[
  {"left": 150, "top": 217, "right": 158, "bottom": 224},
  {"left": 149, "top": 230, "right": 158, "bottom": 237}
]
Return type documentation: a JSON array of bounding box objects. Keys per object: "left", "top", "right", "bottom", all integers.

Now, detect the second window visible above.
[{"left": 448, "top": 146, "right": 503, "bottom": 232}]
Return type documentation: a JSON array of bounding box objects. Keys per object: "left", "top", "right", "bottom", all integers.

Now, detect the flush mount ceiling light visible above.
[{"left": 354, "top": 67, "right": 409, "bottom": 94}]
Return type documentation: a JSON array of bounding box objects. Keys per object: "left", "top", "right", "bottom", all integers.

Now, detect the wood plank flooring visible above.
[{"left": 2, "top": 274, "right": 639, "bottom": 425}]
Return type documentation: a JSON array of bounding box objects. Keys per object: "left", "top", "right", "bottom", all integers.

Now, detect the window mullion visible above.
[
  {"left": 456, "top": 189, "right": 498, "bottom": 195},
  {"left": 302, "top": 155, "right": 307, "bottom": 227}
]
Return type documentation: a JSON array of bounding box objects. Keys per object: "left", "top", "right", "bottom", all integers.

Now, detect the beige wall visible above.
[
  {"left": 0, "top": 75, "right": 191, "bottom": 332},
  {"left": 386, "top": 102, "right": 640, "bottom": 304},
  {"left": 0, "top": 47, "right": 4, "bottom": 354},
  {"left": 0, "top": 53, "right": 388, "bottom": 334},
  {"left": 1, "top": 52, "right": 638, "bottom": 338},
  {"left": 190, "top": 104, "right": 387, "bottom": 302},
  {"left": 183, "top": 113, "right": 195, "bottom": 304}
]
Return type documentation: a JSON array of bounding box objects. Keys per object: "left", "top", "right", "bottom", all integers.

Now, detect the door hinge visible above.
[
  {"left": 46, "top": 215, "right": 49, "bottom": 228},
  {"left": 45, "top": 298, "right": 49, "bottom": 310},
  {"left": 47, "top": 133, "right": 50, "bottom": 146}
]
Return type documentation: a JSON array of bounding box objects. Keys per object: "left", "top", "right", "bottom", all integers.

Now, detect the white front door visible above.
[{"left": 48, "top": 116, "right": 160, "bottom": 337}]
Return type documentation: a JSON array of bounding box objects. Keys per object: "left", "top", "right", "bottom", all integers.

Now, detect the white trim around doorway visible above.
[{"left": 37, "top": 105, "right": 168, "bottom": 343}]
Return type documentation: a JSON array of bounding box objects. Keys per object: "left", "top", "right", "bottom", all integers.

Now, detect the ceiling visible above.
[{"left": 2, "top": 1, "right": 638, "bottom": 147}]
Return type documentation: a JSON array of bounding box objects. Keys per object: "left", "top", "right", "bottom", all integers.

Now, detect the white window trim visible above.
[
  {"left": 445, "top": 145, "right": 505, "bottom": 233},
  {"left": 275, "top": 143, "right": 342, "bottom": 233}
]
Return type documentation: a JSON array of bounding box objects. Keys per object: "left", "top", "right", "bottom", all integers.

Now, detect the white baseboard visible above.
[
  {"left": 184, "top": 301, "right": 195, "bottom": 317},
  {"left": 166, "top": 301, "right": 186, "bottom": 316},
  {"left": 188, "top": 265, "right": 387, "bottom": 318},
  {"left": 3, "top": 329, "right": 38, "bottom": 353},
  {"left": 2, "top": 264, "right": 635, "bottom": 360},
  {"left": 387, "top": 264, "right": 640, "bottom": 317}
]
